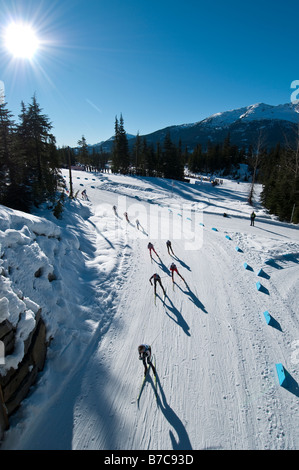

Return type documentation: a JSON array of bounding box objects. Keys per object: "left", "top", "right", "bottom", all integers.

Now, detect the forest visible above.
[{"left": 0, "top": 101, "right": 298, "bottom": 223}]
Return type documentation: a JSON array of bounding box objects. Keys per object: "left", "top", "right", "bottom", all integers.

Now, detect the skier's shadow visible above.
[
  {"left": 136, "top": 224, "right": 148, "bottom": 236},
  {"left": 125, "top": 220, "right": 135, "bottom": 228},
  {"left": 152, "top": 257, "right": 170, "bottom": 276},
  {"left": 171, "top": 254, "right": 191, "bottom": 272},
  {"left": 153, "top": 374, "right": 193, "bottom": 450},
  {"left": 175, "top": 282, "right": 207, "bottom": 314},
  {"left": 113, "top": 210, "right": 122, "bottom": 219},
  {"left": 157, "top": 294, "right": 190, "bottom": 336}
]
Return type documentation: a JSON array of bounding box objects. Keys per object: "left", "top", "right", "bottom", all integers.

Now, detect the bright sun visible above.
[{"left": 4, "top": 22, "right": 39, "bottom": 59}]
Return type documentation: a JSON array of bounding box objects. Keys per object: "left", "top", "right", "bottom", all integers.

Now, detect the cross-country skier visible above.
[
  {"left": 250, "top": 211, "right": 256, "bottom": 226},
  {"left": 170, "top": 262, "right": 185, "bottom": 284},
  {"left": 138, "top": 344, "right": 156, "bottom": 376},
  {"left": 148, "top": 242, "right": 158, "bottom": 259},
  {"left": 124, "top": 211, "right": 130, "bottom": 222},
  {"left": 149, "top": 273, "right": 165, "bottom": 296},
  {"left": 166, "top": 240, "right": 174, "bottom": 255}
]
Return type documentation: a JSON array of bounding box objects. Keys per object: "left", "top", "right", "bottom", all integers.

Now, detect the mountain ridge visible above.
[{"left": 90, "top": 102, "right": 299, "bottom": 153}]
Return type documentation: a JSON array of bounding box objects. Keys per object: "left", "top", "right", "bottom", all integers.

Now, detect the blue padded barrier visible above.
[
  {"left": 263, "top": 310, "right": 272, "bottom": 324},
  {"left": 275, "top": 363, "right": 286, "bottom": 386}
]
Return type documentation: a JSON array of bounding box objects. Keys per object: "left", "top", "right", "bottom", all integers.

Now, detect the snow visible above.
[
  {"left": 0, "top": 169, "right": 299, "bottom": 450},
  {"left": 201, "top": 102, "right": 299, "bottom": 128}
]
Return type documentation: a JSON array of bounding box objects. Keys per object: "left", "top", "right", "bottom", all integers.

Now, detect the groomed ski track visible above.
[{"left": 3, "top": 171, "right": 298, "bottom": 450}]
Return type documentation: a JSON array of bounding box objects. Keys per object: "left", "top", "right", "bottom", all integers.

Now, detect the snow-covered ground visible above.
[{"left": 0, "top": 170, "right": 298, "bottom": 450}]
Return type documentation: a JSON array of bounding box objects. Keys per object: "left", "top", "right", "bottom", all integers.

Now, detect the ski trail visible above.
[
  {"left": 71, "top": 202, "right": 299, "bottom": 450},
  {"left": 2, "top": 172, "right": 298, "bottom": 451}
]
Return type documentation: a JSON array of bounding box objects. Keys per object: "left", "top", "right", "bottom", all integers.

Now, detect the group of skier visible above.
[
  {"left": 140, "top": 239, "right": 187, "bottom": 377},
  {"left": 112, "top": 205, "right": 186, "bottom": 379},
  {"left": 148, "top": 240, "right": 185, "bottom": 292}
]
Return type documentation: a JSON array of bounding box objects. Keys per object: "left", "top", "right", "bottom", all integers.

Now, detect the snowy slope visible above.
[
  {"left": 1, "top": 170, "right": 299, "bottom": 450},
  {"left": 200, "top": 102, "right": 299, "bottom": 128}
]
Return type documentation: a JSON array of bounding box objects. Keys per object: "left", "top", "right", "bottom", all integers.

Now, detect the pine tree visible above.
[
  {"left": 112, "top": 116, "right": 120, "bottom": 173},
  {"left": 144, "top": 142, "right": 157, "bottom": 177},
  {"left": 118, "top": 114, "right": 130, "bottom": 174},
  {"left": 17, "top": 95, "right": 60, "bottom": 207},
  {"left": 77, "top": 135, "right": 89, "bottom": 167},
  {"left": 161, "top": 132, "right": 184, "bottom": 180},
  {"left": 260, "top": 143, "right": 299, "bottom": 223},
  {"left": 112, "top": 114, "right": 130, "bottom": 174},
  {"left": 0, "top": 101, "right": 16, "bottom": 204},
  {"left": 188, "top": 144, "right": 202, "bottom": 173},
  {"left": 132, "top": 132, "right": 142, "bottom": 174}
]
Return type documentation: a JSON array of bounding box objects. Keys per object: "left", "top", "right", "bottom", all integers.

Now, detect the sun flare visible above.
[{"left": 4, "top": 22, "right": 39, "bottom": 59}]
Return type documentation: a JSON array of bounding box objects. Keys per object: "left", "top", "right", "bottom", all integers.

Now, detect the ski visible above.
[
  {"left": 137, "top": 368, "right": 149, "bottom": 404},
  {"left": 153, "top": 355, "right": 158, "bottom": 401},
  {"left": 163, "top": 289, "right": 167, "bottom": 306}
]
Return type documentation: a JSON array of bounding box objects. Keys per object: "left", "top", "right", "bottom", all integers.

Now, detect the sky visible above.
[{"left": 0, "top": 0, "right": 298, "bottom": 148}]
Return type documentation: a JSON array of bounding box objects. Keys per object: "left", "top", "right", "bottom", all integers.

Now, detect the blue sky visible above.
[{"left": 0, "top": 0, "right": 298, "bottom": 147}]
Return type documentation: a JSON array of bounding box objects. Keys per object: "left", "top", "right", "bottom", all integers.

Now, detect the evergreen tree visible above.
[
  {"left": 112, "top": 116, "right": 120, "bottom": 172},
  {"left": 77, "top": 135, "right": 89, "bottom": 167},
  {"left": 132, "top": 132, "right": 142, "bottom": 174},
  {"left": 17, "top": 95, "right": 59, "bottom": 207},
  {"left": 118, "top": 114, "right": 130, "bottom": 173},
  {"left": 112, "top": 114, "right": 130, "bottom": 174},
  {"left": 188, "top": 144, "right": 202, "bottom": 173},
  {"left": 0, "top": 101, "right": 17, "bottom": 206},
  {"left": 144, "top": 142, "right": 157, "bottom": 177},
  {"left": 260, "top": 144, "right": 299, "bottom": 223},
  {"left": 161, "top": 132, "right": 184, "bottom": 180}
]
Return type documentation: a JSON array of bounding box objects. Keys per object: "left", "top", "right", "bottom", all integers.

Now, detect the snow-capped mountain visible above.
[
  {"left": 200, "top": 102, "right": 299, "bottom": 127},
  {"left": 92, "top": 102, "right": 299, "bottom": 153},
  {"left": 139, "top": 102, "right": 299, "bottom": 151}
]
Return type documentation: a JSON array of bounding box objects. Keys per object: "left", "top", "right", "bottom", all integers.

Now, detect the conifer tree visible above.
[
  {"left": 17, "top": 95, "right": 59, "bottom": 207},
  {"left": 0, "top": 101, "right": 17, "bottom": 205},
  {"left": 77, "top": 135, "right": 89, "bottom": 167},
  {"left": 118, "top": 114, "right": 130, "bottom": 173},
  {"left": 112, "top": 114, "right": 130, "bottom": 174},
  {"left": 188, "top": 144, "right": 202, "bottom": 173},
  {"left": 161, "top": 132, "right": 184, "bottom": 180},
  {"left": 112, "top": 116, "right": 120, "bottom": 172}
]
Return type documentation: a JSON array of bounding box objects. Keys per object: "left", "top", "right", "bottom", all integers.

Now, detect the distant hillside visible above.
[{"left": 88, "top": 102, "right": 299, "bottom": 153}]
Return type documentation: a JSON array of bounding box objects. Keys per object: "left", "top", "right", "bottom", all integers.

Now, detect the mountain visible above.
[
  {"left": 86, "top": 133, "right": 135, "bottom": 154},
  {"left": 94, "top": 102, "right": 299, "bottom": 153},
  {"left": 136, "top": 102, "right": 299, "bottom": 151}
]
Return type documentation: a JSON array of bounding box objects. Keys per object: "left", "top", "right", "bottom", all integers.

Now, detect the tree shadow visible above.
[
  {"left": 136, "top": 223, "right": 148, "bottom": 236},
  {"left": 87, "top": 219, "right": 115, "bottom": 250},
  {"left": 151, "top": 373, "right": 193, "bottom": 450}
]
